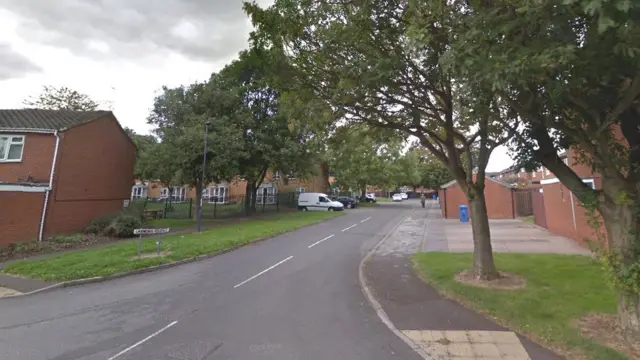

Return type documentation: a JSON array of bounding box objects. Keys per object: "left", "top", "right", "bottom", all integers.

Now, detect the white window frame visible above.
[
  {"left": 202, "top": 187, "right": 209, "bottom": 199},
  {"left": 209, "top": 185, "right": 229, "bottom": 204},
  {"left": 296, "top": 187, "right": 305, "bottom": 193},
  {"left": 257, "top": 185, "right": 277, "bottom": 204},
  {"left": 532, "top": 171, "right": 536, "bottom": 178},
  {"left": 171, "top": 186, "right": 186, "bottom": 202},
  {"left": 0, "top": 134, "right": 25, "bottom": 162},
  {"left": 131, "top": 185, "right": 147, "bottom": 200},
  {"left": 160, "top": 187, "right": 169, "bottom": 199}
]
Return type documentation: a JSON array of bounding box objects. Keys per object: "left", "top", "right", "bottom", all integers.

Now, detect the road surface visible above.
[{"left": 0, "top": 202, "right": 423, "bottom": 360}]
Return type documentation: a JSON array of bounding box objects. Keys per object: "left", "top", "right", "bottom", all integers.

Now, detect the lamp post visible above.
[{"left": 197, "top": 121, "right": 211, "bottom": 233}]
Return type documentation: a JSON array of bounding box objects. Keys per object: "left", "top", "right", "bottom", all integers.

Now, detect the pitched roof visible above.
[
  {"left": 440, "top": 176, "right": 514, "bottom": 189},
  {"left": 0, "top": 109, "right": 111, "bottom": 132}
]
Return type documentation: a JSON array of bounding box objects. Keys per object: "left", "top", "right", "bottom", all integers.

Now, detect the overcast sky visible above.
[{"left": 0, "top": 0, "right": 512, "bottom": 171}]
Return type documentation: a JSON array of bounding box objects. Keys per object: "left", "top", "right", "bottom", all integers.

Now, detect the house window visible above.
[
  {"left": 532, "top": 171, "right": 536, "bottom": 178},
  {"left": 296, "top": 187, "right": 305, "bottom": 194},
  {"left": 257, "top": 185, "right": 277, "bottom": 204},
  {"left": 171, "top": 187, "right": 186, "bottom": 202},
  {"left": 131, "top": 185, "right": 147, "bottom": 200},
  {"left": 0, "top": 135, "right": 25, "bottom": 162},
  {"left": 160, "top": 188, "right": 168, "bottom": 198},
  {"left": 202, "top": 188, "right": 209, "bottom": 199},
  {"left": 209, "top": 185, "right": 228, "bottom": 204},
  {"left": 273, "top": 171, "right": 280, "bottom": 180}
]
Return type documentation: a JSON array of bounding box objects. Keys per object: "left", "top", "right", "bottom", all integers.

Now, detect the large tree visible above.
[
  {"left": 23, "top": 85, "right": 100, "bottom": 111},
  {"left": 146, "top": 84, "right": 243, "bottom": 219},
  {"left": 326, "top": 125, "right": 402, "bottom": 198},
  {"left": 438, "top": 0, "right": 640, "bottom": 336},
  {"left": 209, "top": 48, "right": 316, "bottom": 215},
  {"left": 123, "top": 127, "right": 158, "bottom": 179},
  {"left": 245, "top": 0, "right": 512, "bottom": 279}
]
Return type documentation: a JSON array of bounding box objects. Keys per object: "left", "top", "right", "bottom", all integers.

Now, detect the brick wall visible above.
[
  {"left": 541, "top": 178, "right": 606, "bottom": 248},
  {"left": 0, "top": 133, "right": 55, "bottom": 183},
  {"left": 0, "top": 192, "right": 44, "bottom": 246},
  {"left": 45, "top": 115, "right": 135, "bottom": 237},
  {"left": 439, "top": 178, "right": 516, "bottom": 219}
]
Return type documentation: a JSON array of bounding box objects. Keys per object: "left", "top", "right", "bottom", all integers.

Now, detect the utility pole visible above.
[{"left": 197, "top": 121, "right": 211, "bottom": 233}]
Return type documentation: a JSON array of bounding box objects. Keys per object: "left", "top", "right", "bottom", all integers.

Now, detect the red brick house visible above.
[
  {"left": 133, "top": 164, "right": 330, "bottom": 204},
  {"left": 0, "top": 109, "right": 135, "bottom": 245},
  {"left": 438, "top": 176, "right": 518, "bottom": 219},
  {"left": 493, "top": 165, "right": 542, "bottom": 187},
  {"left": 536, "top": 150, "right": 605, "bottom": 247}
]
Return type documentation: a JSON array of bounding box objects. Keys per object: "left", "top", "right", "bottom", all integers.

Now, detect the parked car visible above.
[
  {"left": 392, "top": 193, "right": 403, "bottom": 202},
  {"left": 298, "top": 192, "right": 345, "bottom": 211},
  {"left": 364, "top": 193, "right": 377, "bottom": 203},
  {"left": 336, "top": 197, "right": 358, "bottom": 209},
  {"left": 400, "top": 192, "right": 408, "bottom": 200}
]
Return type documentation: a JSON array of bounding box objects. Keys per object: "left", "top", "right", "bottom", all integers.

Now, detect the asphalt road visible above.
[{"left": 0, "top": 202, "right": 423, "bottom": 360}]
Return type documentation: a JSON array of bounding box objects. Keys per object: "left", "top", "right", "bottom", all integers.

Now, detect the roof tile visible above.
[{"left": 0, "top": 109, "right": 111, "bottom": 131}]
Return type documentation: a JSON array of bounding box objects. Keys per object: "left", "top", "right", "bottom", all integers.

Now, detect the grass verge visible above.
[
  {"left": 521, "top": 215, "right": 535, "bottom": 223},
  {"left": 4, "top": 212, "right": 342, "bottom": 282},
  {"left": 411, "top": 252, "right": 625, "bottom": 360}
]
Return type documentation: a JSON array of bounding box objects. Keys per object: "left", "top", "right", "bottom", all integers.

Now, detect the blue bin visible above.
[
  {"left": 432, "top": 194, "right": 437, "bottom": 200},
  {"left": 459, "top": 205, "right": 469, "bottom": 223}
]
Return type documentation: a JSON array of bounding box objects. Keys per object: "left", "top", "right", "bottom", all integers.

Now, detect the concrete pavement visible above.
[
  {"left": 0, "top": 204, "right": 424, "bottom": 360},
  {"left": 363, "top": 200, "right": 564, "bottom": 360}
]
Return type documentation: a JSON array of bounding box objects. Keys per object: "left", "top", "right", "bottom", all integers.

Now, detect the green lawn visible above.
[
  {"left": 376, "top": 197, "right": 392, "bottom": 202},
  {"left": 412, "top": 253, "right": 624, "bottom": 360},
  {"left": 521, "top": 215, "right": 535, "bottom": 223},
  {"left": 4, "top": 212, "right": 342, "bottom": 282}
]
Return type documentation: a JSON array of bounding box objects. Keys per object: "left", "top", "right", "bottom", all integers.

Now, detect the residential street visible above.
[{"left": 0, "top": 203, "right": 423, "bottom": 360}]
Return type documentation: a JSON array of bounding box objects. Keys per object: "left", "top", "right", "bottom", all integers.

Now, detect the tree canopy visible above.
[
  {"left": 23, "top": 85, "right": 100, "bottom": 111},
  {"left": 245, "top": 0, "right": 512, "bottom": 279}
]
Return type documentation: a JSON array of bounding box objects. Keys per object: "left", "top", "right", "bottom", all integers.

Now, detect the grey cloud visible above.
[
  {"left": 0, "top": 0, "right": 255, "bottom": 62},
  {"left": 0, "top": 44, "right": 42, "bottom": 80}
]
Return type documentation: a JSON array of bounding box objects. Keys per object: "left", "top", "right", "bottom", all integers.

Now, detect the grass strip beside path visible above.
[
  {"left": 412, "top": 253, "right": 625, "bottom": 360},
  {"left": 4, "top": 212, "right": 342, "bottom": 282}
]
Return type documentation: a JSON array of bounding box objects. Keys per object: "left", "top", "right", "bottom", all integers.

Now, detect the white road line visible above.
[
  {"left": 360, "top": 217, "right": 371, "bottom": 223},
  {"left": 233, "top": 256, "right": 294, "bottom": 288},
  {"left": 107, "top": 321, "right": 177, "bottom": 360},
  {"left": 342, "top": 224, "right": 357, "bottom": 232},
  {"left": 308, "top": 235, "right": 335, "bottom": 248}
]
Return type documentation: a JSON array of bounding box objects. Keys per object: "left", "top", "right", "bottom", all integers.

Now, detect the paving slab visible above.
[
  {"left": 441, "top": 219, "right": 590, "bottom": 255},
  {"left": 0, "top": 273, "right": 53, "bottom": 295}
]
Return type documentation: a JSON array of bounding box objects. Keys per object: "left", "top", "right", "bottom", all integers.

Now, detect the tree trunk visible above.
[
  {"left": 194, "top": 182, "right": 202, "bottom": 220},
  {"left": 600, "top": 201, "right": 640, "bottom": 338},
  {"left": 468, "top": 189, "right": 500, "bottom": 280},
  {"left": 244, "top": 182, "right": 254, "bottom": 216},
  {"left": 251, "top": 187, "right": 258, "bottom": 212}
]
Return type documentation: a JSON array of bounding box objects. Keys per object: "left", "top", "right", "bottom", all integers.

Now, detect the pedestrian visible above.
[{"left": 420, "top": 193, "right": 426, "bottom": 208}]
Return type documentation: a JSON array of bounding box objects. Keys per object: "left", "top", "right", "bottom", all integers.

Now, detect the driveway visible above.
[
  {"left": 423, "top": 209, "right": 590, "bottom": 255},
  {"left": 0, "top": 203, "right": 423, "bottom": 360}
]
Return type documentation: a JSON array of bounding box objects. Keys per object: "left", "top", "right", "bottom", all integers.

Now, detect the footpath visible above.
[{"left": 362, "top": 201, "right": 567, "bottom": 360}]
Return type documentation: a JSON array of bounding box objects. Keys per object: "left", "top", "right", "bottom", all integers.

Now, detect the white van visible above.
[{"left": 298, "top": 192, "right": 345, "bottom": 211}]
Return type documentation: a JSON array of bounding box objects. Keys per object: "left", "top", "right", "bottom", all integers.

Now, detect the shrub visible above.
[
  {"left": 84, "top": 215, "right": 114, "bottom": 234},
  {"left": 104, "top": 214, "right": 142, "bottom": 238},
  {"left": 49, "top": 234, "right": 83, "bottom": 244}
]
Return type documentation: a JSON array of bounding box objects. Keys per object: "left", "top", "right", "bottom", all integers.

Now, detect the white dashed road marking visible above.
[
  {"left": 360, "top": 217, "right": 371, "bottom": 223},
  {"left": 342, "top": 224, "right": 357, "bottom": 232},
  {"left": 107, "top": 321, "right": 178, "bottom": 360},
  {"left": 234, "top": 256, "right": 294, "bottom": 288},
  {"left": 308, "top": 235, "right": 335, "bottom": 248}
]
